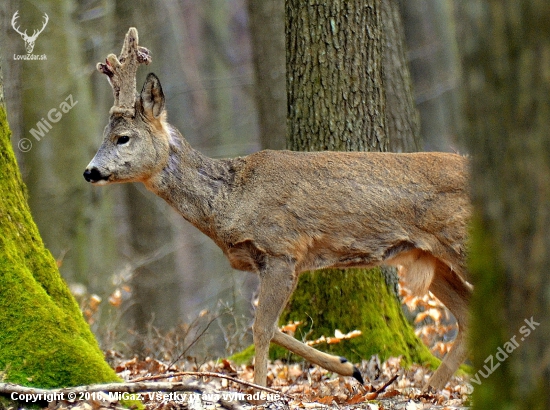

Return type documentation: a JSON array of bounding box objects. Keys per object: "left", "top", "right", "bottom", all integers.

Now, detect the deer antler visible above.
[{"left": 97, "top": 27, "right": 151, "bottom": 116}]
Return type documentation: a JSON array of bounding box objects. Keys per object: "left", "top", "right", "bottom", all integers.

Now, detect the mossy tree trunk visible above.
[
  {"left": 280, "top": 0, "right": 436, "bottom": 367},
  {"left": 0, "top": 65, "right": 118, "bottom": 388},
  {"left": 459, "top": 1, "right": 550, "bottom": 409},
  {"left": 17, "top": 0, "right": 120, "bottom": 297}
]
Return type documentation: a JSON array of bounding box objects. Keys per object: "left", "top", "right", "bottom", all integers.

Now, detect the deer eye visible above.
[{"left": 116, "top": 135, "right": 130, "bottom": 145}]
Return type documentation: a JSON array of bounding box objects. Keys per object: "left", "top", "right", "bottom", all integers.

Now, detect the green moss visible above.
[
  {"left": 228, "top": 344, "right": 256, "bottom": 365},
  {"left": 277, "top": 267, "right": 439, "bottom": 368},
  {"left": 0, "top": 107, "right": 119, "bottom": 388}
]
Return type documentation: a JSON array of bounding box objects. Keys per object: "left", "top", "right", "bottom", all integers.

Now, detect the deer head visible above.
[
  {"left": 11, "top": 11, "right": 48, "bottom": 54},
  {"left": 84, "top": 28, "right": 171, "bottom": 185}
]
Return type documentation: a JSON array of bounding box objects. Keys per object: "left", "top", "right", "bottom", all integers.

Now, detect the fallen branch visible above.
[
  {"left": 0, "top": 374, "right": 288, "bottom": 410},
  {"left": 131, "top": 371, "right": 289, "bottom": 398}
]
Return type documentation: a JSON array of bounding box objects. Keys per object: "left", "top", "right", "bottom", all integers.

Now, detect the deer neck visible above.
[{"left": 144, "top": 125, "right": 234, "bottom": 240}]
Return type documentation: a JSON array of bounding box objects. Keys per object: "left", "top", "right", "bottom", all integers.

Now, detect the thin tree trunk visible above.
[
  {"left": 459, "top": 1, "right": 550, "bottom": 408},
  {"left": 112, "top": 1, "right": 180, "bottom": 354},
  {"left": 399, "top": 0, "right": 461, "bottom": 152},
  {"left": 247, "top": 0, "right": 286, "bottom": 150},
  {"left": 281, "top": 0, "right": 436, "bottom": 366}
]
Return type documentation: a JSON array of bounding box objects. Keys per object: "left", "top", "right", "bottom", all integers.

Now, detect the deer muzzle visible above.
[{"left": 83, "top": 167, "right": 111, "bottom": 185}]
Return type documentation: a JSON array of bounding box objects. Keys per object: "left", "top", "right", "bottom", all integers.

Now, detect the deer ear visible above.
[{"left": 140, "top": 73, "right": 165, "bottom": 118}]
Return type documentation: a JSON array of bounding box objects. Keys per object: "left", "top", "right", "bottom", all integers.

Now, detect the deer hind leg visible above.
[
  {"left": 392, "top": 249, "right": 437, "bottom": 297},
  {"left": 424, "top": 260, "right": 472, "bottom": 390}
]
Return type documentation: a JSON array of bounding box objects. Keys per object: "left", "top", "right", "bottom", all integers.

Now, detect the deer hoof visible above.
[
  {"left": 352, "top": 366, "right": 364, "bottom": 384},
  {"left": 339, "top": 357, "right": 364, "bottom": 384}
]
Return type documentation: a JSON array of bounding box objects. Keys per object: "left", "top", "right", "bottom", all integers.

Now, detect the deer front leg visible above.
[
  {"left": 253, "top": 257, "right": 297, "bottom": 387},
  {"left": 252, "top": 256, "right": 364, "bottom": 387},
  {"left": 272, "top": 329, "right": 364, "bottom": 384}
]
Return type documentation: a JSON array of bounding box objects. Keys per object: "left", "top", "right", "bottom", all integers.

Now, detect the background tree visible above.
[
  {"left": 247, "top": 0, "right": 286, "bottom": 151},
  {"left": 382, "top": 0, "right": 421, "bottom": 153},
  {"left": 399, "top": 0, "right": 461, "bottom": 152},
  {"left": 0, "top": 60, "right": 118, "bottom": 390},
  {"left": 280, "top": 0, "right": 436, "bottom": 367},
  {"left": 459, "top": 1, "right": 550, "bottom": 408},
  {"left": 12, "top": 0, "right": 120, "bottom": 297}
]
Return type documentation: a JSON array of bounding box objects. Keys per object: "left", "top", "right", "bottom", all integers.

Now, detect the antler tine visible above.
[{"left": 96, "top": 27, "right": 151, "bottom": 116}]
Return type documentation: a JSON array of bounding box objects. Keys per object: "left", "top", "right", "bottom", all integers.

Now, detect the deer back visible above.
[{"left": 208, "top": 151, "right": 469, "bottom": 280}]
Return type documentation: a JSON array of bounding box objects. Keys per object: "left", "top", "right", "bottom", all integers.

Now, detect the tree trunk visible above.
[
  {"left": 247, "top": 0, "right": 286, "bottom": 150},
  {"left": 459, "top": 1, "right": 550, "bottom": 408},
  {"left": 280, "top": 0, "right": 436, "bottom": 367},
  {"left": 111, "top": 0, "right": 181, "bottom": 355},
  {"left": 16, "top": 0, "right": 120, "bottom": 298},
  {"left": 399, "top": 0, "right": 462, "bottom": 152},
  {"left": 0, "top": 64, "right": 118, "bottom": 388}
]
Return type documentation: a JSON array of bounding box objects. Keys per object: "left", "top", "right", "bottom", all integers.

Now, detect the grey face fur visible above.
[{"left": 84, "top": 74, "right": 169, "bottom": 185}]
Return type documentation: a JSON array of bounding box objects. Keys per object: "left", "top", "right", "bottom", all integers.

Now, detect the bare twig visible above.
[
  {"left": 374, "top": 374, "right": 399, "bottom": 394},
  {"left": 167, "top": 311, "right": 223, "bottom": 369}
]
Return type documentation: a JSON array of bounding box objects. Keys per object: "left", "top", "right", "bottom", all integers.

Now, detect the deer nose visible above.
[{"left": 83, "top": 167, "right": 105, "bottom": 183}]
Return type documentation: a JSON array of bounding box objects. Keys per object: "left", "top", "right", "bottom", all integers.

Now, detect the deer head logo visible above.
[{"left": 11, "top": 11, "right": 49, "bottom": 54}]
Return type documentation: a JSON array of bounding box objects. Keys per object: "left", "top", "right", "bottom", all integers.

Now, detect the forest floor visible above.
[
  {"left": 35, "top": 352, "right": 470, "bottom": 410},
  {"left": 36, "top": 285, "right": 471, "bottom": 410},
  {"left": 112, "top": 353, "right": 470, "bottom": 410}
]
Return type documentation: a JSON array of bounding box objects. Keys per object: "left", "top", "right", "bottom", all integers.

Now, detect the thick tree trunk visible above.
[
  {"left": 0, "top": 67, "right": 118, "bottom": 388},
  {"left": 286, "top": 2, "right": 386, "bottom": 152},
  {"left": 459, "top": 1, "right": 550, "bottom": 408},
  {"left": 281, "top": 0, "right": 436, "bottom": 367}
]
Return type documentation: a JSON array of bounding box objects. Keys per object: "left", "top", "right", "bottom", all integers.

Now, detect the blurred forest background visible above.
[{"left": 0, "top": 0, "right": 462, "bottom": 360}]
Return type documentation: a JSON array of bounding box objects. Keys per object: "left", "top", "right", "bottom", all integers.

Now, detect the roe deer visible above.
[{"left": 84, "top": 28, "right": 472, "bottom": 391}]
